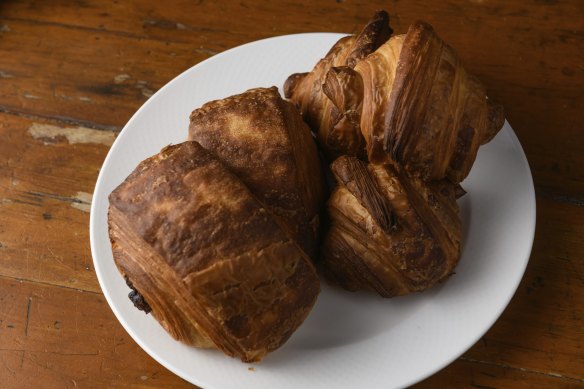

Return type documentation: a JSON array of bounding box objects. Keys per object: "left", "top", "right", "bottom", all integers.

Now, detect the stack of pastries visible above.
[{"left": 108, "top": 10, "right": 504, "bottom": 362}]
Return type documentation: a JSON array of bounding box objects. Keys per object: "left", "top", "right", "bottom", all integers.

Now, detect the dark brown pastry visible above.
[
  {"left": 322, "top": 156, "right": 461, "bottom": 296},
  {"left": 109, "top": 142, "right": 320, "bottom": 362},
  {"left": 284, "top": 10, "right": 392, "bottom": 159},
  {"left": 189, "top": 87, "right": 326, "bottom": 260}
]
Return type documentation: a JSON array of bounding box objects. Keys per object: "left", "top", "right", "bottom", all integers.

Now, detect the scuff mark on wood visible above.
[
  {"left": 78, "top": 96, "right": 93, "bottom": 102},
  {"left": 194, "top": 47, "right": 218, "bottom": 56},
  {"left": 47, "top": 247, "right": 64, "bottom": 264},
  {"left": 25, "top": 296, "right": 32, "bottom": 336},
  {"left": 28, "top": 123, "right": 116, "bottom": 146},
  {"left": 460, "top": 356, "right": 584, "bottom": 383},
  {"left": 20, "top": 190, "right": 92, "bottom": 213},
  {"left": 113, "top": 74, "right": 131, "bottom": 84},
  {"left": 71, "top": 192, "right": 92, "bottom": 213},
  {"left": 135, "top": 80, "right": 154, "bottom": 98},
  {"left": 0, "top": 24, "right": 10, "bottom": 33},
  {"left": 0, "top": 71, "right": 14, "bottom": 78},
  {"left": 23, "top": 92, "right": 41, "bottom": 100},
  {"left": 11, "top": 199, "right": 42, "bottom": 207}
]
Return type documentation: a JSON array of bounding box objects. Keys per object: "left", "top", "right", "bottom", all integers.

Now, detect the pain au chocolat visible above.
[
  {"left": 285, "top": 12, "right": 504, "bottom": 296},
  {"left": 188, "top": 86, "right": 326, "bottom": 260},
  {"left": 109, "top": 87, "right": 325, "bottom": 362}
]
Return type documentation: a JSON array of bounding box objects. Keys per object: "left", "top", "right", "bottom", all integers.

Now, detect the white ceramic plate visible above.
[{"left": 90, "top": 33, "right": 536, "bottom": 389}]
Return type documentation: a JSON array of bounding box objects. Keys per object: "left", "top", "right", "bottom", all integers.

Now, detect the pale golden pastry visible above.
[
  {"left": 108, "top": 142, "right": 320, "bottom": 362},
  {"left": 322, "top": 156, "right": 462, "bottom": 296},
  {"left": 189, "top": 87, "right": 326, "bottom": 260}
]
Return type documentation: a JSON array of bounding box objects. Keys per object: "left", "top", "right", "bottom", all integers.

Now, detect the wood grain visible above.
[
  {"left": 0, "top": 275, "right": 191, "bottom": 388},
  {"left": 0, "top": 0, "right": 583, "bottom": 387},
  {"left": 0, "top": 113, "right": 107, "bottom": 293}
]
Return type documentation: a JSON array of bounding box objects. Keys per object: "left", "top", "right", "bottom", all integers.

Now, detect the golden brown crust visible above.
[
  {"left": 284, "top": 10, "right": 393, "bottom": 159},
  {"left": 108, "top": 142, "right": 320, "bottom": 362},
  {"left": 287, "top": 19, "right": 504, "bottom": 184},
  {"left": 322, "top": 156, "right": 461, "bottom": 297},
  {"left": 383, "top": 21, "right": 505, "bottom": 182},
  {"left": 188, "top": 87, "right": 326, "bottom": 260}
]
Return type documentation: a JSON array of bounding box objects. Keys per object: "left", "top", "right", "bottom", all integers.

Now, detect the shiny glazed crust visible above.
[{"left": 108, "top": 142, "right": 320, "bottom": 362}]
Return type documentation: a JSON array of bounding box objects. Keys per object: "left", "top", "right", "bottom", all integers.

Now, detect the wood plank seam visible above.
[
  {"left": 459, "top": 356, "right": 584, "bottom": 383},
  {"left": 0, "top": 105, "right": 121, "bottom": 133},
  {"left": 0, "top": 16, "right": 220, "bottom": 56},
  {"left": 0, "top": 274, "right": 103, "bottom": 296},
  {"left": 535, "top": 187, "right": 584, "bottom": 207},
  {"left": 21, "top": 191, "right": 91, "bottom": 207}
]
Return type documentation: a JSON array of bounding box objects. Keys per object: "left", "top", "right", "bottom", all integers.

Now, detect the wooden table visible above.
[{"left": 0, "top": 1, "right": 582, "bottom": 387}]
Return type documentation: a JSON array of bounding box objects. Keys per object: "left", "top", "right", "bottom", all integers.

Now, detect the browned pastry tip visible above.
[
  {"left": 189, "top": 86, "right": 326, "bottom": 261},
  {"left": 345, "top": 10, "right": 393, "bottom": 68},
  {"left": 284, "top": 72, "right": 308, "bottom": 99},
  {"left": 108, "top": 141, "right": 320, "bottom": 362},
  {"left": 484, "top": 98, "right": 506, "bottom": 144}
]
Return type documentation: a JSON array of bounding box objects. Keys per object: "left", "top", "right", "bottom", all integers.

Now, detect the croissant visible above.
[
  {"left": 359, "top": 21, "right": 505, "bottom": 182},
  {"left": 322, "top": 156, "right": 462, "bottom": 296},
  {"left": 317, "top": 20, "right": 505, "bottom": 182},
  {"left": 188, "top": 86, "right": 327, "bottom": 260},
  {"left": 284, "top": 10, "right": 392, "bottom": 159},
  {"left": 284, "top": 13, "right": 505, "bottom": 297},
  {"left": 109, "top": 141, "right": 320, "bottom": 362}
]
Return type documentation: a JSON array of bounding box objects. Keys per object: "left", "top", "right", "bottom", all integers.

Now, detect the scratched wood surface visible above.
[{"left": 0, "top": 1, "right": 582, "bottom": 388}]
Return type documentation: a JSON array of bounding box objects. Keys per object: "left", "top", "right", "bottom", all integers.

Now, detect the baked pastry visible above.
[
  {"left": 322, "top": 156, "right": 462, "bottom": 296},
  {"left": 108, "top": 141, "right": 320, "bottom": 362},
  {"left": 284, "top": 10, "right": 392, "bottom": 159},
  {"left": 189, "top": 87, "right": 326, "bottom": 260},
  {"left": 284, "top": 14, "right": 504, "bottom": 297},
  {"left": 313, "top": 20, "right": 505, "bottom": 182},
  {"left": 362, "top": 21, "right": 505, "bottom": 181}
]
